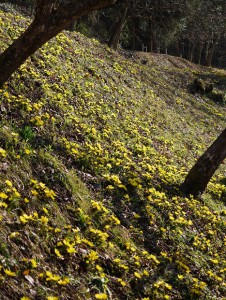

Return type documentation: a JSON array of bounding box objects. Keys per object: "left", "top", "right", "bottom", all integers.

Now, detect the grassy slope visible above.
[{"left": 0, "top": 7, "right": 226, "bottom": 300}]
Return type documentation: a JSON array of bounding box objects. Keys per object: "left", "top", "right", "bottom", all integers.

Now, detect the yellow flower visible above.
[
  {"left": 95, "top": 293, "right": 108, "bottom": 299},
  {"left": 118, "top": 264, "right": 129, "bottom": 270},
  {"left": 210, "top": 259, "right": 219, "bottom": 264},
  {"left": 30, "top": 179, "right": 38, "bottom": 185},
  {"left": 40, "top": 216, "right": 49, "bottom": 224},
  {"left": 106, "top": 185, "right": 114, "bottom": 190},
  {"left": 148, "top": 254, "right": 160, "bottom": 265},
  {"left": 67, "top": 246, "right": 76, "bottom": 254},
  {"left": 30, "top": 259, "right": 37, "bottom": 268},
  {"left": 43, "top": 207, "right": 49, "bottom": 214},
  {"left": 12, "top": 188, "right": 21, "bottom": 198},
  {"left": 86, "top": 250, "right": 99, "bottom": 263},
  {"left": 31, "top": 189, "right": 38, "bottom": 196},
  {"left": 165, "top": 283, "right": 172, "bottom": 290},
  {"left": 134, "top": 272, "right": 142, "bottom": 279},
  {"left": 24, "top": 149, "right": 31, "bottom": 155},
  {"left": 134, "top": 213, "right": 140, "bottom": 219},
  {"left": 19, "top": 214, "right": 30, "bottom": 224},
  {"left": 0, "top": 148, "right": 6, "bottom": 158},
  {"left": 4, "top": 269, "right": 16, "bottom": 276},
  {"left": 96, "top": 265, "right": 103, "bottom": 272},
  {"left": 9, "top": 232, "right": 20, "bottom": 238},
  {"left": 44, "top": 188, "right": 56, "bottom": 200},
  {"left": 5, "top": 180, "right": 13, "bottom": 187},
  {"left": 117, "top": 278, "right": 127, "bottom": 286},
  {"left": 55, "top": 248, "right": 63, "bottom": 258},
  {"left": 160, "top": 251, "right": 168, "bottom": 258},
  {"left": 0, "top": 201, "right": 8, "bottom": 208},
  {"left": 58, "top": 277, "right": 70, "bottom": 285},
  {"left": 46, "top": 297, "right": 59, "bottom": 300},
  {"left": 0, "top": 192, "right": 8, "bottom": 199},
  {"left": 46, "top": 271, "right": 60, "bottom": 282}
]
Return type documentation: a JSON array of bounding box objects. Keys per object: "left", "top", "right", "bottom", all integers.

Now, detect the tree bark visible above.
[
  {"left": 131, "top": 16, "right": 136, "bottom": 51},
  {"left": 148, "top": 19, "right": 157, "bottom": 53},
  {"left": 0, "top": 0, "right": 116, "bottom": 87},
  {"left": 181, "top": 128, "right": 226, "bottom": 197},
  {"left": 206, "top": 42, "right": 214, "bottom": 67},
  {"left": 205, "top": 41, "right": 210, "bottom": 66},
  {"left": 196, "top": 41, "right": 204, "bottom": 65},
  {"left": 188, "top": 40, "right": 195, "bottom": 62},
  {"left": 108, "top": 1, "right": 129, "bottom": 50}
]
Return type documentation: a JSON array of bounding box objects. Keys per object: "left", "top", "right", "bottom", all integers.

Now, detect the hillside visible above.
[{"left": 0, "top": 7, "right": 226, "bottom": 300}]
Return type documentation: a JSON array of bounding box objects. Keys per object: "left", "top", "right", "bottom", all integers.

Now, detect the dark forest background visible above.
[{"left": 2, "top": 0, "right": 226, "bottom": 68}]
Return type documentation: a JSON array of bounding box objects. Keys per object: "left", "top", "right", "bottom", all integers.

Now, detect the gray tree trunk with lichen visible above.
[
  {"left": 0, "top": 0, "right": 116, "bottom": 87},
  {"left": 181, "top": 127, "right": 226, "bottom": 197}
]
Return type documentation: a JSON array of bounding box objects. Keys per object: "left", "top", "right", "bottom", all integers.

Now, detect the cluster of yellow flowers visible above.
[{"left": 0, "top": 9, "right": 225, "bottom": 300}]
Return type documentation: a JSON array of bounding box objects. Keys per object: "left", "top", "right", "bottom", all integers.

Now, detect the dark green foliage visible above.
[
  {"left": 193, "top": 78, "right": 213, "bottom": 94},
  {"left": 19, "top": 126, "right": 34, "bottom": 142},
  {"left": 211, "top": 90, "right": 226, "bottom": 104}
]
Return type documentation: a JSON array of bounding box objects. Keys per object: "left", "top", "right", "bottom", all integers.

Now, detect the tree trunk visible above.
[
  {"left": 131, "top": 16, "right": 136, "bottom": 51},
  {"left": 147, "top": 19, "right": 157, "bottom": 53},
  {"left": 148, "top": 19, "right": 153, "bottom": 52},
  {"left": 181, "top": 127, "right": 226, "bottom": 197},
  {"left": 0, "top": 0, "right": 116, "bottom": 87},
  {"left": 108, "top": 2, "right": 128, "bottom": 50},
  {"left": 205, "top": 41, "right": 210, "bottom": 66},
  {"left": 188, "top": 41, "right": 195, "bottom": 62},
  {"left": 206, "top": 43, "right": 214, "bottom": 67},
  {"left": 197, "top": 42, "right": 204, "bottom": 65},
  {"left": 0, "top": 18, "right": 58, "bottom": 88},
  {"left": 175, "top": 41, "right": 181, "bottom": 57}
]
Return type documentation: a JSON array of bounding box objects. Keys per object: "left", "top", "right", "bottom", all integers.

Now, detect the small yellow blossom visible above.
[
  {"left": 9, "top": 232, "right": 20, "bottom": 238},
  {"left": 40, "top": 216, "right": 49, "bottom": 224},
  {"left": 30, "top": 259, "right": 37, "bottom": 268},
  {"left": 134, "top": 271, "right": 142, "bottom": 279},
  {"left": 96, "top": 265, "right": 103, "bottom": 272},
  {"left": 0, "top": 201, "right": 8, "bottom": 208},
  {"left": 55, "top": 248, "right": 63, "bottom": 258},
  {"left": 0, "top": 192, "right": 8, "bottom": 199},
  {"left": 43, "top": 207, "right": 49, "bottom": 214},
  {"left": 24, "top": 149, "right": 31, "bottom": 155},
  {"left": 95, "top": 293, "right": 108, "bottom": 299},
  {"left": 0, "top": 148, "right": 6, "bottom": 158},
  {"left": 5, "top": 180, "right": 13, "bottom": 187},
  {"left": 117, "top": 278, "right": 127, "bottom": 286},
  {"left": 4, "top": 269, "right": 16, "bottom": 276},
  {"left": 31, "top": 189, "right": 38, "bottom": 196},
  {"left": 86, "top": 250, "right": 99, "bottom": 263},
  {"left": 58, "top": 278, "right": 70, "bottom": 285}
]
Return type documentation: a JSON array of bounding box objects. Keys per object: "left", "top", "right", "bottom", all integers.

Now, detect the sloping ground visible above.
[{"left": 0, "top": 8, "right": 226, "bottom": 300}]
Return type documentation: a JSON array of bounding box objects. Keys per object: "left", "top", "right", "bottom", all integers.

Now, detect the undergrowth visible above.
[{"left": 0, "top": 7, "right": 225, "bottom": 300}]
